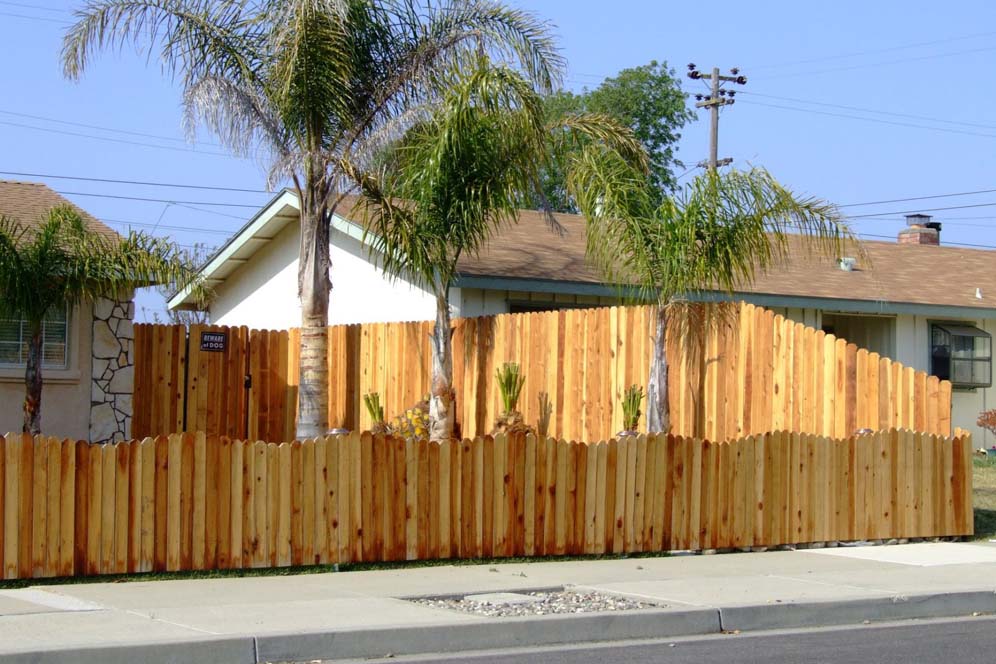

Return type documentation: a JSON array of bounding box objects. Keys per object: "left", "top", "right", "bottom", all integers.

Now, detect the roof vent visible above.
[{"left": 838, "top": 256, "right": 857, "bottom": 272}]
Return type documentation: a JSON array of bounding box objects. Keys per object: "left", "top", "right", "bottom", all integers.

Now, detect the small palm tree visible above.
[
  {"left": 0, "top": 205, "right": 199, "bottom": 435},
  {"left": 577, "top": 167, "right": 853, "bottom": 432},
  {"left": 356, "top": 60, "right": 647, "bottom": 441},
  {"left": 63, "top": 0, "right": 563, "bottom": 439}
]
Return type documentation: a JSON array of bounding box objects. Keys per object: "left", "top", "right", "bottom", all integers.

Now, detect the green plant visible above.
[
  {"left": 363, "top": 393, "right": 385, "bottom": 424},
  {"left": 496, "top": 363, "right": 526, "bottom": 415},
  {"left": 622, "top": 385, "right": 644, "bottom": 432},
  {"left": 537, "top": 391, "right": 553, "bottom": 438}
]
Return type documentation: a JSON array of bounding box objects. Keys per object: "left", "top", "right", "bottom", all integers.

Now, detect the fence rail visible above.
[
  {"left": 133, "top": 303, "right": 953, "bottom": 443},
  {"left": 0, "top": 428, "right": 972, "bottom": 580}
]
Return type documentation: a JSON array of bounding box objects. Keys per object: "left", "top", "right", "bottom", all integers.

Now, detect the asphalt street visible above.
[{"left": 339, "top": 616, "right": 996, "bottom": 663}]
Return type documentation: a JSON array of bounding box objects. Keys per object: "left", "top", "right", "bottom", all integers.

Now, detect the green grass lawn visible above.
[{"left": 975, "top": 457, "right": 996, "bottom": 539}]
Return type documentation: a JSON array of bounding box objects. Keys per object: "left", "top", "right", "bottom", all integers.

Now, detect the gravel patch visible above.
[{"left": 413, "top": 589, "right": 657, "bottom": 617}]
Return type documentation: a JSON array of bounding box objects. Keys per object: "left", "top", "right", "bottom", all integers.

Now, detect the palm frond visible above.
[
  {"left": 63, "top": 0, "right": 260, "bottom": 86},
  {"left": 183, "top": 74, "right": 290, "bottom": 161},
  {"left": 356, "top": 58, "right": 548, "bottom": 291},
  {"left": 0, "top": 206, "right": 208, "bottom": 325}
]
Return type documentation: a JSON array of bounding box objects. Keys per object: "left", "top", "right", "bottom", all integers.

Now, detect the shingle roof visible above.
[
  {"left": 456, "top": 209, "right": 996, "bottom": 312},
  {"left": 0, "top": 180, "right": 119, "bottom": 241},
  {"left": 173, "top": 190, "right": 996, "bottom": 314}
]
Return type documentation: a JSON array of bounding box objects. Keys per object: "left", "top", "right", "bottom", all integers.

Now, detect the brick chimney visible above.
[{"left": 898, "top": 213, "right": 941, "bottom": 245}]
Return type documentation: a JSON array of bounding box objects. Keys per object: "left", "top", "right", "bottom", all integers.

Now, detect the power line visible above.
[
  {"left": 748, "top": 31, "right": 996, "bottom": 71},
  {"left": 55, "top": 190, "right": 261, "bottom": 208},
  {"left": 754, "top": 44, "right": 996, "bottom": 80},
  {"left": 847, "top": 201, "right": 996, "bottom": 219},
  {"left": 0, "top": 108, "right": 224, "bottom": 147},
  {"left": 0, "top": 170, "right": 270, "bottom": 194},
  {"left": 0, "top": 120, "right": 238, "bottom": 157},
  {"left": 839, "top": 188, "right": 996, "bottom": 209},
  {"left": 171, "top": 202, "right": 253, "bottom": 220},
  {"left": 101, "top": 218, "right": 235, "bottom": 236},
  {"left": 857, "top": 232, "right": 996, "bottom": 250},
  {"left": 737, "top": 100, "right": 996, "bottom": 140},
  {"left": 845, "top": 216, "right": 996, "bottom": 228},
  {"left": 566, "top": 31, "right": 996, "bottom": 83},
  {"left": 739, "top": 91, "right": 996, "bottom": 132},
  {"left": 0, "top": 1, "right": 65, "bottom": 13},
  {"left": 0, "top": 9, "right": 65, "bottom": 24}
]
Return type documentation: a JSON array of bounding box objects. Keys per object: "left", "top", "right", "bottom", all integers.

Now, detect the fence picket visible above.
[{"left": 134, "top": 302, "right": 952, "bottom": 445}]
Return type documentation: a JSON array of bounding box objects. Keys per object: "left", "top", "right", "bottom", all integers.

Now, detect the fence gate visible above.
[
  {"left": 133, "top": 324, "right": 250, "bottom": 439},
  {"left": 185, "top": 324, "right": 250, "bottom": 438}
]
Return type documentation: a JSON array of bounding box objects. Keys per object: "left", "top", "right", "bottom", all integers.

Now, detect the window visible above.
[
  {"left": 0, "top": 307, "right": 69, "bottom": 369},
  {"left": 930, "top": 322, "right": 991, "bottom": 389}
]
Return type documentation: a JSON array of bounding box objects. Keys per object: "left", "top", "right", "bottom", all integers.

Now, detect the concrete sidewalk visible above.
[{"left": 4, "top": 542, "right": 996, "bottom": 663}]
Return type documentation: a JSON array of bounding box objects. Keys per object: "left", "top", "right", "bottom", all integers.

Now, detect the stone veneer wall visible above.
[{"left": 89, "top": 297, "right": 134, "bottom": 443}]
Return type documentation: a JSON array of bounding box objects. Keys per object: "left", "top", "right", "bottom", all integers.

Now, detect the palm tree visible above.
[
  {"left": 0, "top": 205, "right": 199, "bottom": 434},
  {"left": 575, "top": 167, "right": 853, "bottom": 433},
  {"left": 356, "top": 59, "right": 647, "bottom": 441},
  {"left": 63, "top": 0, "right": 564, "bottom": 439}
]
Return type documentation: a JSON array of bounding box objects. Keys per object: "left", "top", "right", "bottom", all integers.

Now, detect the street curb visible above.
[
  {"left": 3, "top": 590, "right": 996, "bottom": 663},
  {"left": 255, "top": 608, "right": 721, "bottom": 662},
  {"left": 719, "top": 590, "right": 996, "bottom": 632},
  {"left": 0, "top": 635, "right": 255, "bottom": 664}
]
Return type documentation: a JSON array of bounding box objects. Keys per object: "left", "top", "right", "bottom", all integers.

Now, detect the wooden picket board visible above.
[
  {"left": 0, "top": 425, "right": 972, "bottom": 580},
  {"left": 136, "top": 301, "right": 954, "bottom": 451}
]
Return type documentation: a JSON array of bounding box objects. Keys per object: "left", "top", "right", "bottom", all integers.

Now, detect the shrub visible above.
[
  {"left": 496, "top": 362, "right": 526, "bottom": 415},
  {"left": 622, "top": 384, "right": 644, "bottom": 433}
]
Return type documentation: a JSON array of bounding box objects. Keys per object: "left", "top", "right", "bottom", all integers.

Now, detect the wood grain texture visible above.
[
  {"left": 0, "top": 426, "right": 971, "bottom": 580},
  {"left": 135, "top": 302, "right": 952, "bottom": 447}
]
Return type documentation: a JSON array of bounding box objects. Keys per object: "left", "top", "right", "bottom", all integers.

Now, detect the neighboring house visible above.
[
  {"left": 0, "top": 181, "right": 135, "bottom": 442},
  {"left": 168, "top": 191, "right": 996, "bottom": 442}
]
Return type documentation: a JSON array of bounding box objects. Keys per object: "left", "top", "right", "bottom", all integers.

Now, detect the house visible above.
[
  {"left": 0, "top": 181, "right": 135, "bottom": 442},
  {"left": 168, "top": 191, "right": 996, "bottom": 442}
]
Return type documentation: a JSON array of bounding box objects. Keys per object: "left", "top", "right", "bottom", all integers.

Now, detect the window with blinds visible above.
[{"left": 0, "top": 307, "right": 69, "bottom": 369}]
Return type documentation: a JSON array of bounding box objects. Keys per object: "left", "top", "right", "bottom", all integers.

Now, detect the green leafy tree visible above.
[
  {"left": 63, "top": 0, "right": 563, "bottom": 439},
  {"left": 0, "top": 206, "right": 200, "bottom": 435},
  {"left": 539, "top": 60, "right": 694, "bottom": 211},
  {"left": 576, "top": 167, "right": 853, "bottom": 433},
  {"left": 357, "top": 60, "right": 647, "bottom": 441}
]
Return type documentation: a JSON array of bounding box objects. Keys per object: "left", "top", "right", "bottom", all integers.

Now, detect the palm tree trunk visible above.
[
  {"left": 296, "top": 189, "right": 331, "bottom": 440},
  {"left": 428, "top": 280, "right": 455, "bottom": 442},
  {"left": 646, "top": 304, "right": 670, "bottom": 434},
  {"left": 23, "top": 323, "right": 42, "bottom": 435}
]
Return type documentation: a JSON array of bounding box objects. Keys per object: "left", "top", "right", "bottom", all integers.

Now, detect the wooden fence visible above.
[
  {"left": 133, "top": 302, "right": 952, "bottom": 443},
  {"left": 0, "top": 428, "right": 972, "bottom": 580}
]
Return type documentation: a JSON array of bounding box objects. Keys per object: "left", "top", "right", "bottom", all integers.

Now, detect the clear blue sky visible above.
[{"left": 3, "top": 0, "right": 996, "bottom": 320}]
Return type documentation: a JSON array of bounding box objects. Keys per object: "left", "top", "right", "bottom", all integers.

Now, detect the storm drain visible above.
[{"left": 411, "top": 588, "right": 660, "bottom": 618}]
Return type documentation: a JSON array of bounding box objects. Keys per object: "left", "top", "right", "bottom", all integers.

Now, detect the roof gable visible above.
[{"left": 0, "top": 180, "right": 119, "bottom": 241}]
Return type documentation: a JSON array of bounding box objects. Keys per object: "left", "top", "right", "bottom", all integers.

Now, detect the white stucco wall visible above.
[{"left": 210, "top": 222, "right": 439, "bottom": 328}]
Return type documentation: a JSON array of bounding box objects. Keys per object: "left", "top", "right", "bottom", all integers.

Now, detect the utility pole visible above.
[{"left": 687, "top": 64, "right": 747, "bottom": 170}]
